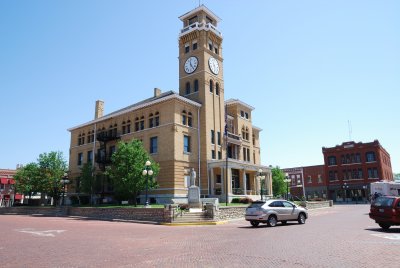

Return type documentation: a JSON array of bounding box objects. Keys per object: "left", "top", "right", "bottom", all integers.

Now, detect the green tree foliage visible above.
[
  {"left": 14, "top": 162, "right": 41, "bottom": 197},
  {"left": 106, "top": 140, "right": 159, "bottom": 205},
  {"left": 79, "top": 162, "right": 96, "bottom": 194},
  {"left": 271, "top": 166, "right": 286, "bottom": 197},
  {"left": 37, "top": 151, "right": 68, "bottom": 198}
]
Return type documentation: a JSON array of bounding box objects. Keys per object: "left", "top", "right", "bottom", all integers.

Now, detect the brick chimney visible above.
[
  {"left": 95, "top": 100, "right": 104, "bottom": 119},
  {"left": 154, "top": 88, "right": 161, "bottom": 97}
]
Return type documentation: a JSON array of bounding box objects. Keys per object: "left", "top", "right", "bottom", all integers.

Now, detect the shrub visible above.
[
  {"left": 178, "top": 204, "right": 189, "bottom": 211},
  {"left": 231, "top": 198, "right": 240, "bottom": 203}
]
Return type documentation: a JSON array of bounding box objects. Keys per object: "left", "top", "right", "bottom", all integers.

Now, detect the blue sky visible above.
[{"left": 1, "top": 0, "right": 399, "bottom": 173}]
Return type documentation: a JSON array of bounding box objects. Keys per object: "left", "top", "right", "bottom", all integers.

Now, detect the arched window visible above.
[
  {"left": 149, "top": 113, "right": 154, "bottom": 128},
  {"left": 194, "top": 80, "right": 199, "bottom": 92},
  {"left": 155, "top": 112, "right": 160, "bottom": 126},
  {"left": 185, "top": 82, "right": 191, "bottom": 95},
  {"left": 182, "top": 110, "right": 187, "bottom": 125},
  {"left": 215, "top": 82, "right": 220, "bottom": 95},
  {"left": 122, "top": 121, "right": 126, "bottom": 134},
  {"left": 188, "top": 112, "right": 193, "bottom": 127},
  {"left": 140, "top": 116, "right": 145, "bottom": 130},
  {"left": 135, "top": 117, "right": 140, "bottom": 131},
  {"left": 126, "top": 120, "right": 131, "bottom": 133},
  {"left": 209, "top": 79, "right": 213, "bottom": 93}
]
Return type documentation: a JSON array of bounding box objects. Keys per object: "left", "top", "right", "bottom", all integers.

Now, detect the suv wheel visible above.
[
  {"left": 250, "top": 221, "right": 259, "bottom": 227},
  {"left": 379, "top": 223, "right": 391, "bottom": 230},
  {"left": 267, "top": 215, "right": 277, "bottom": 227},
  {"left": 298, "top": 213, "right": 306, "bottom": 224}
]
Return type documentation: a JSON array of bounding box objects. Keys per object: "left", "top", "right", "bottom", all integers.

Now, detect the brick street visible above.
[{"left": 1, "top": 204, "right": 399, "bottom": 267}]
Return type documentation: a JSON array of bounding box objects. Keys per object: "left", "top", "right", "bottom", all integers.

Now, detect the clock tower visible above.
[{"left": 178, "top": 5, "right": 225, "bottom": 194}]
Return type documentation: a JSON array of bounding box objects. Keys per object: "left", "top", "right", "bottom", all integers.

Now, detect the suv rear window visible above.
[
  {"left": 373, "top": 196, "right": 395, "bottom": 207},
  {"left": 248, "top": 202, "right": 265, "bottom": 208}
]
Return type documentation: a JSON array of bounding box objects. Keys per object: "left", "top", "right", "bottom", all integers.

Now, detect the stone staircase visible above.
[{"left": 172, "top": 211, "right": 212, "bottom": 223}]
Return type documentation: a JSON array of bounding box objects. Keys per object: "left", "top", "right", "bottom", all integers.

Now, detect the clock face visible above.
[
  {"left": 184, "top": 56, "right": 198, "bottom": 74},
  {"left": 208, "top": 57, "right": 219, "bottom": 75}
]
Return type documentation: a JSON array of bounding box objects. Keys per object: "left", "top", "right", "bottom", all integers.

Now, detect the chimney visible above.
[
  {"left": 154, "top": 88, "right": 161, "bottom": 97},
  {"left": 95, "top": 100, "right": 104, "bottom": 119}
]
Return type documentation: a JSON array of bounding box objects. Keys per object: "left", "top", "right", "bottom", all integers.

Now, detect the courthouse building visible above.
[{"left": 68, "top": 5, "right": 272, "bottom": 204}]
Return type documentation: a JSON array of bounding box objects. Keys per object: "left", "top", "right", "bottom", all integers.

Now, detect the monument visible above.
[{"left": 188, "top": 168, "right": 202, "bottom": 211}]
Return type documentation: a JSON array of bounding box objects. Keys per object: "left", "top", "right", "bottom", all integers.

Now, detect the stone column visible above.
[
  {"left": 220, "top": 167, "right": 225, "bottom": 194},
  {"left": 242, "top": 169, "right": 247, "bottom": 195},
  {"left": 210, "top": 168, "right": 215, "bottom": 196}
]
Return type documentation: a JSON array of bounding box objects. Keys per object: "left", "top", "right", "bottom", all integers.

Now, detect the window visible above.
[
  {"left": 185, "top": 43, "right": 189, "bottom": 53},
  {"left": 329, "top": 171, "right": 337, "bottom": 181},
  {"left": 150, "top": 137, "right": 158, "bottom": 154},
  {"left": 188, "top": 112, "right": 193, "bottom": 127},
  {"left": 182, "top": 110, "right": 187, "bottom": 125},
  {"left": 78, "top": 153, "right": 83, "bottom": 166},
  {"left": 211, "top": 130, "right": 215, "bottom": 144},
  {"left": 135, "top": 117, "right": 140, "bottom": 131},
  {"left": 155, "top": 112, "right": 159, "bottom": 127},
  {"left": 87, "top": 151, "right": 93, "bottom": 164},
  {"left": 242, "top": 127, "right": 249, "bottom": 141},
  {"left": 240, "top": 111, "right": 244, "bottom": 118},
  {"left": 368, "top": 168, "right": 378, "bottom": 178},
  {"left": 209, "top": 79, "right": 213, "bottom": 93},
  {"left": 214, "top": 46, "right": 218, "bottom": 54},
  {"left": 215, "top": 83, "right": 220, "bottom": 95},
  {"left": 208, "top": 40, "right": 213, "bottom": 50},
  {"left": 318, "top": 174, "right": 322, "bottom": 183},
  {"left": 109, "top": 145, "right": 116, "bottom": 157},
  {"left": 217, "top": 132, "right": 221, "bottom": 145},
  {"left": 184, "top": 135, "right": 191, "bottom": 153},
  {"left": 192, "top": 42, "right": 197, "bottom": 50},
  {"left": 358, "top": 169, "right": 363, "bottom": 179},
  {"left": 308, "top": 176, "right": 312, "bottom": 183},
  {"left": 245, "top": 112, "right": 249, "bottom": 119},
  {"left": 328, "top": 156, "right": 337, "bottom": 166},
  {"left": 218, "top": 151, "right": 222, "bottom": 159},
  {"left": 212, "top": 150, "right": 216, "bottom": 159},
  {"left": 194, "top": 80, "right": 199, "bottom": 92},
  {"left": 185, "top": 82, "right": 191, "bottom": 95},
  {"left": 122, "top": 121, "right": 126, "bottom": 134},
  {"left": 188, "top": 16, "right": 198, "bottom": 25},
  {"left": 355, "top": 153, "right": 361, "bottom": 163},
  {"left": 140, "top": 116, "right": 145, "bottom": 130},
  {"left": 366, "top": 152, "right": 376, "bottom": 162}
]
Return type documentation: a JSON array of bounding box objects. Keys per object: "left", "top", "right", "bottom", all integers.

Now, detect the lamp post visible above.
[
  {"left": 342, "top": 182, "right": 349, "bottom": 203},
  {"left": 257, "top": 169, "right": 265, "bottom": 201},
  {"left": 142, "top": 160, "right": 153, "bottom": 208},
  {"left": 363, "top": 185, "right": 368, "bottom": 204},
  {"left": 60, "top": 173, "right": 70, "bottom": 206},
  {"left": 284, "top": 173, "right": 291, "bottom": 201}
]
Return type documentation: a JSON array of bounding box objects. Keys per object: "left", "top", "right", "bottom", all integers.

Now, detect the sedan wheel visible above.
[
  {"left": 250, "top": 221, "right": 260, "bottom": 227},
  {"left": 267, "top": 215, "right": 277, "bottom": 227},
  {"left": 298, "top": 213, "right": 306, "bottom": 224}
]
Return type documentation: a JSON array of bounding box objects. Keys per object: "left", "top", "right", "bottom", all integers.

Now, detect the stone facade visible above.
[{"left": 67, "top": 5, "right": 272, "bottom": 205}]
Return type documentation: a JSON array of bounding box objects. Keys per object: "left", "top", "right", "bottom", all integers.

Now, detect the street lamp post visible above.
[
  {"left": 142, "top": 160, "right": 153, "bottom": 208},
  {"left": 363, "top": 185, "right": 368, "bottom": 204},
  {"left": 257, "top": 169, "right": 265, "bottom": 201},
  {"left": 284, "top": 173, "right": 291, "bottom": 201},
  {"left": 61, "top": 173, "right": 70, "bottom": 207},
  {"left": 342, "top": 182, "right": 349, "bottom": 203}
]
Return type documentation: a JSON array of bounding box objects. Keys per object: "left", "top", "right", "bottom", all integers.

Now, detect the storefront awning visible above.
[
  {"left": 0, "top": 178, "right": 8, "bottom": 184},
  {"left": 15, "top": 194, "right": 23, "bottom": 200},
  {"left": 9, "top": 179, "right": 15, "bottom": 184}
]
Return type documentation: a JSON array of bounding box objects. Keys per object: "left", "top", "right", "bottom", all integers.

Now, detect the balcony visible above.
[
  {"left": 227, "top": 131, "right": 242, "bottom": 145},
  {"left": 96, "top": 131, "right": 120, "bottom": 142},
  {"left": 180, "top": 22, "right": 222, "bottom": 38},
  {"left": 95, "top": 154, "right": 112, "bottom": 165}
]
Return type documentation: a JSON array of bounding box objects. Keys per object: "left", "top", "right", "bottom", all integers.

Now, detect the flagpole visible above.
[{"left": 225, "top": 104, "right": 228, "bottom": 206}]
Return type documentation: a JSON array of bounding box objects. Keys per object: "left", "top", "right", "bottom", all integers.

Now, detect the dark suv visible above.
[{"left": 369, "top": 196, "right": 400, "bottom": 230}]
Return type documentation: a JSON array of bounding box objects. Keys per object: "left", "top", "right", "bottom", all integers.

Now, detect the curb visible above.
[{"left": 161, "top": 221, "right": 228, "bottom": 226}]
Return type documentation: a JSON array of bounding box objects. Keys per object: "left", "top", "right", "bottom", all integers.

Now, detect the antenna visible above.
[{"left": 348, "top": 120, "right": 352, "bottom": 141}]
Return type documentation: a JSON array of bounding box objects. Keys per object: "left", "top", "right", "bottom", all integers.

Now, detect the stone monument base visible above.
[{"left": 188, "top": 185, "right": 201, "bottom": 210}]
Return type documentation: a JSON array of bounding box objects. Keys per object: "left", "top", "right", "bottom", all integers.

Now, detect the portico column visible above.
[
  {"left": 220, "top": 167, "right": 224, "bottom": 194},
  {"left": 210, "top": 168, "right": 215, "bottom": 196},
  {"left": 242, "top": 169, "right": 247, "bottom": 195}
]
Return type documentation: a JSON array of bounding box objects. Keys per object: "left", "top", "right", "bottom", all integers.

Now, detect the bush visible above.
[
  {"left": 231, "top": 198, "right": 240, "bottom": 203},
  {"left": 239, "top": 197, "right": 253, "bottom": 204},
  {"left": 178, "top": 204, "right": 189, "bottom": 211}
]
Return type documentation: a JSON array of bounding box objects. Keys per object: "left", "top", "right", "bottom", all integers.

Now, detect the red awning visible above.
[
  {"left": 9, "top": 179, "right": 15, "bottom": 184},
  {"left": 0, "top": 178, "right": 8, "bottom": 184},
  {"left": 15, "top": 194, "right": 23, "bottom": 200}
]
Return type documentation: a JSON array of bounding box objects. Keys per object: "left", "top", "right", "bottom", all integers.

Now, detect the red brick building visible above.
[
  {"left": 0, "top": 169, "right": 22, "bottom": 207},
  {"left": 283, "top": 165, "right": 326, "bottom": 201},
  {"left": 323, "top": 140, "right": 393, "bottom": 202}
]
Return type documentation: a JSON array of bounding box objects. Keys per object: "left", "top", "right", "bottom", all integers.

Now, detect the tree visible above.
[
  {"left": 37, "top": 151, "right": 68, "bottom": 205},
  {"left": 271, "top": 166, "right": 286, "bottom": 198},
  {"left": 14, "top": 162, "right": 41, "bottom": 203},
  {"left": 106, "top": 140, "right": 159, "bottom": 205}
]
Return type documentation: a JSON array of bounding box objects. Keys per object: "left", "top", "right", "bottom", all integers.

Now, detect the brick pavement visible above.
[{"left": 1, "top": 205, "right": 400, "bottom": 267}]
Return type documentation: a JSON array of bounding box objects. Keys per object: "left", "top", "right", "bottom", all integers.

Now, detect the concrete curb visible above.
[{"left": 161, "top": 221, "right": 228, "bottom": 226}]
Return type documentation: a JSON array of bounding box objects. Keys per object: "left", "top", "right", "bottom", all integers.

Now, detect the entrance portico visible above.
[{"left": 207, "top": 159, "right": 272, "bottom": 202}]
